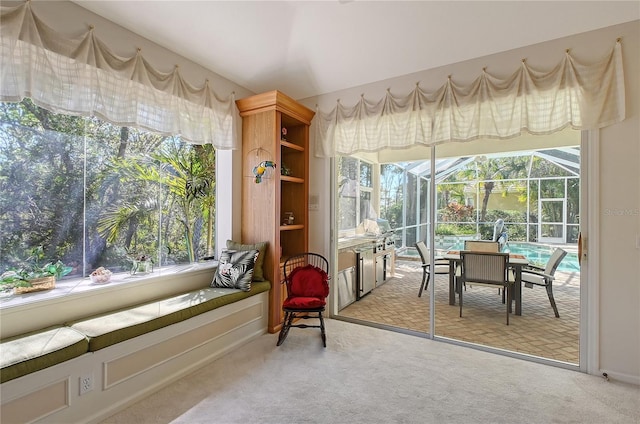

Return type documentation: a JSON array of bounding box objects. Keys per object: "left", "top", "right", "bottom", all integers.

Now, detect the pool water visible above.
[
  {"left": 502, "top": 243, "right": 579, "bottom": 272},
  {"left": 403, "top": 242, "right": 580, "bottom": 272}
]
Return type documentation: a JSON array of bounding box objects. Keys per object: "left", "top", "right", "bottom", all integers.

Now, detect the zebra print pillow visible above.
[{"left": 211, "top": 249, "right": 259, "bottom": 292}]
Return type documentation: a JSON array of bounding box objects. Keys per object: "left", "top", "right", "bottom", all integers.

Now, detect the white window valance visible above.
[
  {"left": 315, "top": 40, "right": 625, "bottom": 158},
  {"left": 1, "top": 3, "right": 237, "bottom": 148}
]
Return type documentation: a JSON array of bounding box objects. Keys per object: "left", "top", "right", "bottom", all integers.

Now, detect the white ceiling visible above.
[{"left": 73, "top": 1, "right": 639, "bottom": 100}]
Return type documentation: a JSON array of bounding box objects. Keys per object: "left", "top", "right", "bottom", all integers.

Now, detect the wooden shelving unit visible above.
[{"left": 236, "top": 90, "right": 315, "bottom": 333}]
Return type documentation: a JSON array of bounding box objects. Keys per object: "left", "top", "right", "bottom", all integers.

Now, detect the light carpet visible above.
[{"left": 101, "top": 319, "right": 640, "bottom": 424}]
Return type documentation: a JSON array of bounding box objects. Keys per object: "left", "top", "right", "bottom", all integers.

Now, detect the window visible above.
[
  {"left": 337, "top": 156, "right": 374, "bottom": 233},
  {"left": 380, "top": 163, "right": 404, "bottom": 230},
  {"left": 360, "top": 162, "right": 372, "bottom": 188},
  {"left": 0, "top": 99, "right": 217, "bottom": 301},
  {"left": 360, "top": 161, "right": 374, "bottom": 222}
]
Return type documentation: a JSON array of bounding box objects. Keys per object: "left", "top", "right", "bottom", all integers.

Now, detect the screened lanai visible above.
[
  {"left": 384, "top": 146, "right": 581, "bottom": 263},
  {"left": 335, "top": 131, "right": 583, "bottom": 364},
  {"left": 336, "top": 128, "right": 582, "bottom": 271}
]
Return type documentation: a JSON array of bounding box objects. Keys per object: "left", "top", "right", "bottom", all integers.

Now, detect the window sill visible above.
[
  {"left": 0, "top": 261, "right": 218, "bottom": 338},
  {"left": 1, "top": 261, "right": 218, "bottom": 310}
]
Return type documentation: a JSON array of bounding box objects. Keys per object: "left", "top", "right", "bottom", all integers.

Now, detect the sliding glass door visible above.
[
  {"left": 432, "top": 134, "right": 581, "bottom": 364},
  {"left": 332, "top": 130, "right": 583, "bottom": 366}
]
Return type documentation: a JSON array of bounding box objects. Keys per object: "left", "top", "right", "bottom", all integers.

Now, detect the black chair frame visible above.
[{"left": 277, "top": 253, "right": 330, "bottom": 347}]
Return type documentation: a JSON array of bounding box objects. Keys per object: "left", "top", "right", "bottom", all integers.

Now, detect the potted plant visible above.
[
  {"left": 130, "top": 253, "right": 154, "bottom": 275},
  {"left": 0, "top": 246, "right": 72, "bottom": 294}
]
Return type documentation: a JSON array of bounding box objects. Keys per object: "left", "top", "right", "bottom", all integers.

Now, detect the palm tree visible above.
[
  {"left": 98, "top": 141, "right": 215, "bottom": 263},
  {"left": 458, "top": 156, "right": 529, "bottom": 222},
  {"left": 437, "top": 182, "right": 467, "bottom": 209}
]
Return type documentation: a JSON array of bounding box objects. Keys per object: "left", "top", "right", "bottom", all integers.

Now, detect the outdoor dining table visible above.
[{"left": 443, "top": 251, "right": 529, "bottom": 316}]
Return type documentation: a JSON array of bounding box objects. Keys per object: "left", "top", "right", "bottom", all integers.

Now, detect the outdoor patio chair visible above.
[
  {"left": 458, "top": 251, "right": 513, "bottom": 324},
  {"left": 464, "top": 240, "right": 500, "bottom": 252},
  {"left": 415, "top": 241, "right": 450, "bottom": 297},
  {"left": 277, "top": 253, "right": 330, "bottom": 347},
  {"left": 463, "top": 240, "right": 501, "bottom": 294},
  {"left": 521, "top": 248, "right": 568, "bottom": 318}
]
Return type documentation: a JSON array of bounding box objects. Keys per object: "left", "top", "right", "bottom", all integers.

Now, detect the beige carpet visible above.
[{"left": 100, "top": 319, "right": 639, "bottom": 424}]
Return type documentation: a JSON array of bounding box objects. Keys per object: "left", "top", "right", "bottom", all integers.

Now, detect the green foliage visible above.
[
  {"left": 0, "top": 98, "right": 217, "bottom": 277},
  {"left": 344, "top": 152, "right": 579, "bottom": 251},
  {"left": 449, "top": 156, "right": 530, "bottom": 221},
  {"left": 0, "top": 246, "right": 72, "bottom": 288},
  {"left": 529, "top": 156, "right": 574, "bottom": 178},
  {"left": 436, "top": 224, "right": 476, "bottom": 236},
  {"left": 94, "top": 140, "right": 216, "bottom": 263},
  {"left": 439, "top": 202, "right": 475, "bottom": 222},
  {"left": 379, "top": 163, "right": 405, "bottom": 228},
  {"left": 478, "top": 210, "right": 528, "bottom": 241},
  {"left": 437, "top": 182, "right": 468, "bottom": 206},
  {"left": 484, "top": 209, "right": 526, "bottom": 223},
  {"left": 383, "top": 202, "right": 404, "bottom": 230}
]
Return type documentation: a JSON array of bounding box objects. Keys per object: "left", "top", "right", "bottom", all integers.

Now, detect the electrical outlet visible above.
[{"left": 79, "top": 373, "right": 94, "bottom": 395}]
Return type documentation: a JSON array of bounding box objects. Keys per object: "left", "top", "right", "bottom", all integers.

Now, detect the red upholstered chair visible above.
[{"left": 277, "top": 253, "right": 330, "bottom": 347}]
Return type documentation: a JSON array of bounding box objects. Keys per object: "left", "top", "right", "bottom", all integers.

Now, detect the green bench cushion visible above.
[
  {"left": 0, "top": 326, "right": 89, "bottom": 383},
  {"left": 69, "top": 281, "right": 271, "bottom": 351}
]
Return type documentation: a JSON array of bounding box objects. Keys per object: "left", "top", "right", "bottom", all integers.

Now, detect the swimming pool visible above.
[
  {"left": 401, "top": 242, "right": 580, "bottom": 272},
  {"left": 502, "top": 242, "right": 579, "bottom": 272}
]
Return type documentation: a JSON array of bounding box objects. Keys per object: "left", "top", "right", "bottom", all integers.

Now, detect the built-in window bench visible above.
[{"left": 0, "top": 280, "right": 270, "bottom": 423}]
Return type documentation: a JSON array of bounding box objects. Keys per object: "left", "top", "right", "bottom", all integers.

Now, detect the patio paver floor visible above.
[{"left": 338, "top": 259, "right": 580, "bottom": 364}]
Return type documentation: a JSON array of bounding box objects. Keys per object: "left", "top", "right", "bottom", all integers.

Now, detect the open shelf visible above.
[
  {"left": 280, "top": 224, "right": 304, "bottom": 231},
  {"left": 237, "top": 90, "right": 315, "bottom": 334},
  {"left": 281, "top": 175, "right": 304, "bottom": 184},
  {"left": 281, "top": 140, "right": 304, "bottom": 151}
]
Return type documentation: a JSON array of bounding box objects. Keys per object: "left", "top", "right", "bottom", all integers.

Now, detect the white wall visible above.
[{"left": 302, "top": 20, "right": 640, "bottom": 384}]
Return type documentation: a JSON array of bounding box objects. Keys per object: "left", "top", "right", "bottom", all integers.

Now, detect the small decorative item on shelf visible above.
[
  {"left": 280, "top": 163, "right": 291, "bottom": 176},
  {"left": 90, "top": 266, "right": 112, "bottom": 284},
  {"left": 281, "top": 127, "right": 287, "bottom": 141},
  {"left": 253, "top": 160, "right": 277, "bottom": 183},
  {"left": 283, "top": 211, "right": 294, "bottom": 225},
  {"left": 246, "top": 148, "right": 276, "bottom": 184},
  {"left": 131, "top": 254, "right": 154, "bottom": 275},
  {"left": 1, "top": 271, "right": 27, "bottom": 295},
  {"left": 13, "top": 275, "right": 56, "bottom": 294},
  {"left": 0, "top": 246, "right": 72, "bottom": 294}
]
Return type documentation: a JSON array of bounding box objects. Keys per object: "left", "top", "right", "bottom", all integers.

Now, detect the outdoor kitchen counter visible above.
[
  {"left": 337, "top": 236, "right": 378, "bottom": 251},
  {"left": 337, "top": 237, "right": 378, "bottom": 310}
]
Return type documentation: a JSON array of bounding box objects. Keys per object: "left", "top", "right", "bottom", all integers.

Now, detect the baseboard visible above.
[{"left": 598, "top": 368, "right": 640, "bottom": 386}]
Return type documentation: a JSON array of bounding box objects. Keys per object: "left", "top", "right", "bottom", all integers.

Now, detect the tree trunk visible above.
[
  {"left": 180, "top": 202, "right": 196, "bottom": 263},
  {"left": 117, "top": 127, "right": 129, "bottom": 158},
  {"left": 481, "top": 181, "right": 494, "bottom": 222},
  {"left": 124, "top": 218, "right": 137, "bottom": 250}
]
